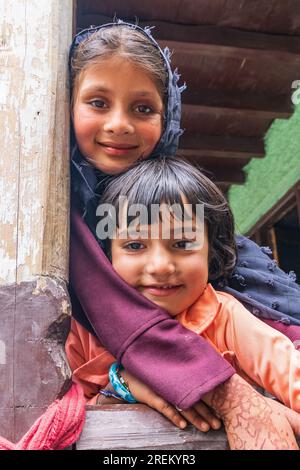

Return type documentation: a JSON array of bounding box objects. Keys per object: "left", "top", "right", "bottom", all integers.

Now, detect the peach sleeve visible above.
[
  {"left": 65, "top": 318, "right": 116, "bottom": 404},
  {"left": 215, "top": 295, "right": 300, "bottom": 412}
]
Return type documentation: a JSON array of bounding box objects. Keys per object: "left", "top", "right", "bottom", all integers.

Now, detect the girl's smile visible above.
[
  {"left": 140, "top": 284, "right": 184, "bottom": 298},
  {"left": 97, "top": 141, "right": 139, "bottom": 157},
  {"left": 111, "top": 223, "right": 209, "bottom": 317},
  {"left": 72, "top": 56, "right": 164, "bottom": 174}
]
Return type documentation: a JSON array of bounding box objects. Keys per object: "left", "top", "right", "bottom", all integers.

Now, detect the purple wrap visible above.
[{"left": 69, "top": 208, "right": 234, "bottom": 410}]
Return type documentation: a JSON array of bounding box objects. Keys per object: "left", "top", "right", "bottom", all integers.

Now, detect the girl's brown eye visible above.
[
  {"left": 135, "top": 104, "right": 153, "bottom": 114},
  {"left": 124, "top": 242, "right": 144, "bottom": 250},
  {"left": 90, "top": 100, "right": 107, "bottom": 109},
  {"left": 174, "top": 240, "right": 196, "bottom": 250}
]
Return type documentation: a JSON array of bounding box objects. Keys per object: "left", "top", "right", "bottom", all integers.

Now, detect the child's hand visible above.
[
  {"left": 202, "top": 374, "right": 299, "bottom": 450},
  {"left": 266, "top": 397, "right": 300, "bottom": 436},
  {"left": 121, "top": 369, "right": 222, "bottom": 432}
]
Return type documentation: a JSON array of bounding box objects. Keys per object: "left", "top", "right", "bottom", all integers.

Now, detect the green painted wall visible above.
[{"left": 229, "top": 105, "right": 300, "bottom": 234}]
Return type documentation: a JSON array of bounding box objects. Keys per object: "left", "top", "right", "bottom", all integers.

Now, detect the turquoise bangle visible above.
[{"left": 109, "top": 363, "right": 138, "bottom": 404}]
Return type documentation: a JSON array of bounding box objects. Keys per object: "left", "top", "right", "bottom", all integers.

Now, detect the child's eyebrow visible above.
[
  {"left": 80, "top": 85, "right": 110, "bottom": 94},
  {"left": 132, "top": 91, "right": 157, "bottom": 97},
  {"left": 80, "top": 86, "right": 159, "bottom": 99}
]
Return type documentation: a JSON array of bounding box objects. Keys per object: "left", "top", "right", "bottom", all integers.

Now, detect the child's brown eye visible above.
[
  {"left": 135, "top": 105, "right": 153, "bottom": 114},
  {"left": 90, "top": 100, "right": 106, "bottom": 109},
  {"left": 125, "top": 242, "right": 144, "bottom": 250},
  {"left": 174, "top": 240, "right": 195, "bottom": 249}
]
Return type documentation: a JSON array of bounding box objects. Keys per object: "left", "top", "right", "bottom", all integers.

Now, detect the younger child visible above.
[{"left": 67, "top": 155, "right": 300, "bottom": 449}]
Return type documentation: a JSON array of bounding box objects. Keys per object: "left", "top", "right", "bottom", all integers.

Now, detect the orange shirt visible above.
[{"left": 65, "top": 283, "right": 300, "bottom": 409}]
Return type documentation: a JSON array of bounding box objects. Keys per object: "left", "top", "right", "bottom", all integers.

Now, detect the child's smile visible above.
[
  {"left": 72, "top": 56, "right": 163, "bottom": 174},
  {"left": 111, "top": 221, "right": 209, "bottom": 317},
  {"left": 141, "top": 284, "right": 184, "bottom": 298}
]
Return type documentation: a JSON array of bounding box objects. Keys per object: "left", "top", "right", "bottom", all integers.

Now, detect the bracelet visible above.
[
  {"left": 98, "top": 389, "right": 124, "bottom": 401},
  {"left": 109, "top": 362, "right": 138, "bottom": 404}
]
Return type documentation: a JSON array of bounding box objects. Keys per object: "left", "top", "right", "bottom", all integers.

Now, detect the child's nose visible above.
[
  {"left": 145, "top": 250, "right": 176, "bottom": 277},
  {"left": 103, "top": 108, "right": 134, "bottom": 135}
]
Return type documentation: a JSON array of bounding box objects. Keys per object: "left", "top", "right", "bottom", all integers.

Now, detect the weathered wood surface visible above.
[
  {"left": 0, "top": 277, "right": 72, "bottom": 442},
  {"left": 79, "top": 0, "right": 300, "bottom": 34},
  {"left": 0, "top": 0, "right": 71, "bottom": 285},
  {"left": 76, "top": 404, "right": 229, "bottom": 450},
  {"left": 0, "top": 0, "right": 73, "bottom": 442}
]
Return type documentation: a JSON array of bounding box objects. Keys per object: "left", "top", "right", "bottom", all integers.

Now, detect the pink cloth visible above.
[{"left": 0, "top": 383, "right": 85, "bottom": 450}]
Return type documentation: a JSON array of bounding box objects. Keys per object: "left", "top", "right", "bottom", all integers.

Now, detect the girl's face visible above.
[
  {"left": 72, "top": 56, "right": 164, "bottom": 174},
  {"left": 111, "top": 218, "right": 209, "bottom": 317}
]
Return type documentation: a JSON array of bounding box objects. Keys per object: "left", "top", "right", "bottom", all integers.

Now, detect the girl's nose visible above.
[
  {"left": 103, "top": 108, "right": 134, "bottom": 135},
  {"left": 144, "top": 248, "right": 176, "bottom": 277}
]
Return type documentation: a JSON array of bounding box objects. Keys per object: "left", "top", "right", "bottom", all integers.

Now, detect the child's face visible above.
[
  {"left": 73, "top": 56, "right": 164, "bottom": 174},
  {"left": 111, "top": 218, "right": 209, "bottom": 317}
]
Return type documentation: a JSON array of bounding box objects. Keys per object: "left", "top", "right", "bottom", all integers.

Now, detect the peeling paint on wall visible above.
[
  {"left": 0, "top": 340, "right": 6, "bottom": 365},
  {"left": 0, "top": 0, "right": 72, "bottom": 285}
]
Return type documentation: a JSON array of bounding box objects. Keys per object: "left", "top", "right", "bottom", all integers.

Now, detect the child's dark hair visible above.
[
  {"left": 70, "top": 25, "right": 167, "bottom": 110},
  {"left": 98, "top": 155, "right": 237, "bottom": 281}
]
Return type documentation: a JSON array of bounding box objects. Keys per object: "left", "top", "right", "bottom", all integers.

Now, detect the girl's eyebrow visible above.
[
  {"left": 80, "top": 85, "right": 110, "bottom": 94},
  {"left": 81, "top": 86, "right": 159, "bottom": 98},
  {"left": 132, "top": 91, "right": 157, "bottom": 97}
]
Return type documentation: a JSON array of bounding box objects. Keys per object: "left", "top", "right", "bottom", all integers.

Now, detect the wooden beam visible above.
[
  {"left": 76, "top": 404, "right": 228, "bottom": 450},
  {"left": 181, "top": 104, "right": 277, "bottom": 139},
  {"left": 78, "top": 16, "right": 300, "bottom": 54},
  {"left": 179, "top": 155, "right": 252, "bottom": 169},
  {"left": 179, "top": 134, "right": 265, "bottom": 159},
  {"left": 163, "top": 42, "right": 300, "bottom": 97},
  {"left": 75, "top": 13, "right": 300, "bottom": 97},
  {"left": 181, "top": 92, "right": 293, "bottom": 142},
  {"left": 176, "top": 155, "right": 246, "bottom": 185},
  {"left": 78, "top": 1, "right": 300, "bottom": 35},
  {"left": 182, "top": 89, "right": 293, "bottom": 116},
  {"left": 162, "top": 39, "right": 300, "bottom": 65}
]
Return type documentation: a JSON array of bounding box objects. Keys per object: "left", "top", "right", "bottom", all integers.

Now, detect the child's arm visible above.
[
  {"left": 219, "top": 296, "right": 300, "bottom": 412},
  {"left": 203, "top": 373, "right": 299, "bottom": 450},
  {"left": 66, "top": 318, "right": 222, "bottom": 431},
  {"left": 65, "top": 318, "right": 115, "bottom": 403},
  {"left": 67, "top": 318, "right": 299, "bottom": 448},
  {"left": 122, "top": 369, "right": 299, "bottom": 449}
]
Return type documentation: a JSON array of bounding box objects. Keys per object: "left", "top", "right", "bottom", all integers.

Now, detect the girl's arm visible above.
[
  {"left": 66, "top": 318, "right": 299, "bottom": 449},
  {"left": 218, "top": 296, "right": 300, "bottom": 412},
  {"left": 66, "top": 318, "right": 222, "bottom": 431},
  {"left": 103, "top": 367, "right": 299, "bottom": 450},
  {"left": 70, "top": 206, "right": 234, "bottom": 409},
  {"left": 203, "top": 374, "right": 299, "bottom": 450},
  {"left": 65, "top": 318, "right": 115, "bottom": 403}
]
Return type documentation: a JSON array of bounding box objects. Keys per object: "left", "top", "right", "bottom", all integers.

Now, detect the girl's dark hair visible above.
[
  {"left": 98, "top": 155, "right": 237, "bottom": 281},
  {"left": 70, "top": 25, "right": 167, "bottom": 109}
]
